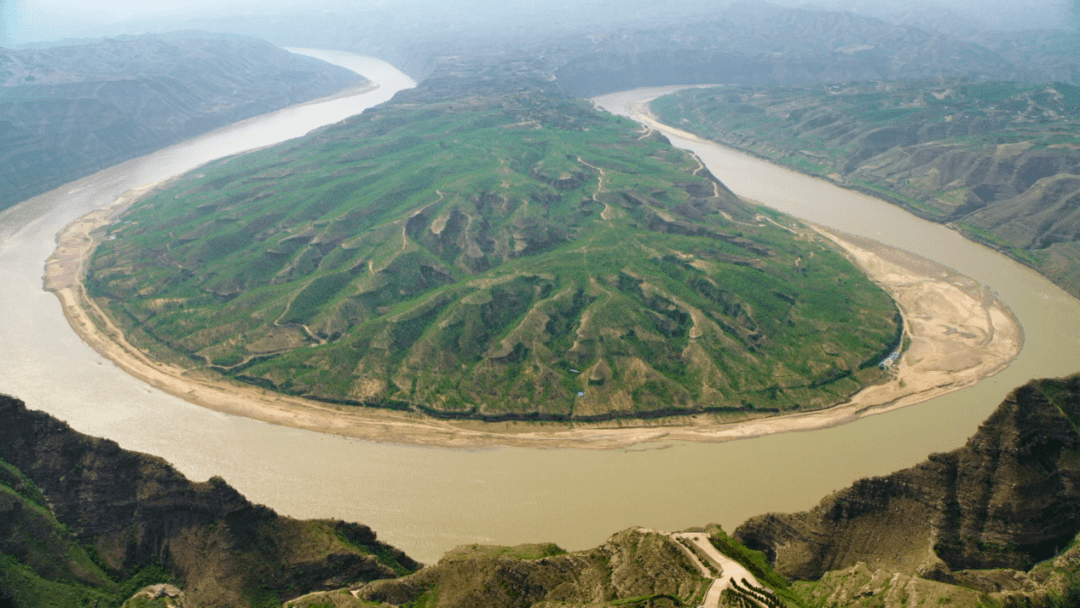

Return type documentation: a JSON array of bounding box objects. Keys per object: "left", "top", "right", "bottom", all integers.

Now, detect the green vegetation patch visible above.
[
  {"left": 651, "top": 80, "right": 1080, "bottom": 299},
  {"left": 0, "top": 459, "right": 175, "bottom": 608},
  {"left": 705, "top": 525, "right": 805, "bottom": 608},
  {"left": 88, "top": 83, "right": 899, "bottom": 421}
]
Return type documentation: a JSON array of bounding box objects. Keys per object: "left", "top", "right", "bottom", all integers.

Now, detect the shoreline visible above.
[{"left": 44, "top": 177, "right": 1023, "bottom": 450}]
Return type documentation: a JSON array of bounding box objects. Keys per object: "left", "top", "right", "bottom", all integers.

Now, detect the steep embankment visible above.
[
  {"left": 0, "top": 33, "right": 363, "bottom": 211},
  {"left": 82, "top": 77, "right": 902, "bottom": 422},
  {"left": 650, "top": 80, "right": 1080, "bottom": 298},
  {"left": 0, "top": 394, "right": 418, "bottom": 608},
  {"left": 735, "top": 375, "right": 1080, "bottom": 601},
  {"left": 9, "top": 379, "right": 1080, "bottom": 608}
]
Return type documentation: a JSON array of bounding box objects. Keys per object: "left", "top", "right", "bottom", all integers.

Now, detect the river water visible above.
[{"left": 2, "top": 57, "right": 1079, "bottom": 566}]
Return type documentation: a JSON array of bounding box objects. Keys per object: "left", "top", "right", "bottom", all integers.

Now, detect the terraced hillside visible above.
[
  {"left": 651, "top": 80, "right": 1080, "bottom": 297},
  {"left": 86, "top": 83, "right": 900, "bottom": 421}
]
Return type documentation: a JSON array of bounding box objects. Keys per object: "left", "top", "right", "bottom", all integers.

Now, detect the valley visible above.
[
  {"left": 3, "top": 6, "right": 1080, "bottom": 600},
  {"left": 4, "top": 53, "right": 1078, "bottom": 566},
  {"left": 8, "top": 373, "right": 1080, "bottom": 608}
]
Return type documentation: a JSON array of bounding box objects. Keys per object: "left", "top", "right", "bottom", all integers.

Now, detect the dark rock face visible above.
[
  {"left": 0, "top": 394, "right": 418, "bottom": 607},
  {"left": 0, "top": 33, "right": 363, "bottom": 211},
  {"left": 735, "top": 376, "right": 1080, "bottom": 581}
]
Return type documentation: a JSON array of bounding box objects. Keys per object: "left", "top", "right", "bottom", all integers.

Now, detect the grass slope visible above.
[
  {"left": 651, "top": 80, "right": 1080, "bottom": 298},
  {"left": 0, "top": 458, "right": 171, "bottom": 608},
  {"left": 88, "top": 83, "right": 899, "bottom": 421}
]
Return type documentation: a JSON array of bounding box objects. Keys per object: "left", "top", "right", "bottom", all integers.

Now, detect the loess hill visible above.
[
  {"left": 0, "top": 33, "right": 363, "bottom": 211},
  {"left": 87, "top": 82, "right": 900, "bottom": 421},
  {"left": 651, "top": 80, "right": 1080, "bottom": 298}
]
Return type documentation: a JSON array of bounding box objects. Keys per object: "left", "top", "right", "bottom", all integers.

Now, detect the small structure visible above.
[{"left": 879, "top": 351, "right": 901, "bottom": 370}]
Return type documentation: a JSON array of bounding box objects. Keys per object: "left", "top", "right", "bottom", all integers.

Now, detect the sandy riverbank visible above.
[{"left": 43, "top": 175, "right": 1022, "bottom": 450}]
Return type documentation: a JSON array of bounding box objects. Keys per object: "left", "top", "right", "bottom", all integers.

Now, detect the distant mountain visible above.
[
  {"left": 85, "top": 77, "right": 900, "bottom": 421},
  {"left": 552, "top": 3, "right": 1042, "bottom": 96},
  {"left": 0, "top": 33, "right": 364, "bottom": 211},
  {"left": 37, "top": 2, "right": 1070, "bottom": 100},
  {"left": 967, "top": 29, "right": 1080, "bottom": 85}
]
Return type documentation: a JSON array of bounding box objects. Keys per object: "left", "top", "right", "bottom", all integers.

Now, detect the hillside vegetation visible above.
[
  {"left": 289, "top": 525, "right": 808, "bottom": 608},
  {"left": 0, "top": 395, "right": 418, "bottom": 608},
  {"left": 736, "top": 374, "right": 1080, "bottom": 608},
  {"left": 8, "top": 377, "right": 1080, "bottom": 608},
  {"left": 86, "top": 81, "right": 900, "bottom": 421},
  {"left": 0, "top": 33, "right": 362, "bottom": 211},
  {"left": 651, "top": 80, "right": 1080, "bottom": 297}
]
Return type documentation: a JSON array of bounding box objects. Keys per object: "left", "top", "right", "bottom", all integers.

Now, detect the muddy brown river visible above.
[{"left": 2, "top": 56, "right": 1079, "bottom": 565}]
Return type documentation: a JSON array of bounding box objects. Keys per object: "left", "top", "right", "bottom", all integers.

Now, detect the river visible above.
[{"left": 2, "top": 56, "right": 1079, "bottom": 566}]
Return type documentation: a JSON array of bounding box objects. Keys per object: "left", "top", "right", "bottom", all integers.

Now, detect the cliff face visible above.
[
  {"left": 0, "top": 33, "right": 363, "bottom": 211},
  {"left": 735, "top": 376, "right": 1080, "bottom": 582},
  {"left": 0, "top": 394, "right": 418, "bottom": 607}
]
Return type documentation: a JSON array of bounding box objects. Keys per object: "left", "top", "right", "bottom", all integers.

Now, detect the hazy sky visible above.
[{"left": 1, "top": 0, "right": 1072, "bottom": 47}]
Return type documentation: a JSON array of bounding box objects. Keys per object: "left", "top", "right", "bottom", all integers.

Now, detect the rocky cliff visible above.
[
  {"left": 0, "top": 33, "right": 363, "bottom": 211},
  {"left": 735, "top": 375, "right": 1080, "bottom": 585},
  {"left": 7, "top": 378, "right": 1080, "bottom": 607},
  {"left": 0, "top": 394, "right": 418, "bottom": 607}
]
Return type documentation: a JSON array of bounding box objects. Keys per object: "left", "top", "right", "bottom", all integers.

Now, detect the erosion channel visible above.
[{"left": 1, "top": 56, "right": 1079, "bottom": 566}]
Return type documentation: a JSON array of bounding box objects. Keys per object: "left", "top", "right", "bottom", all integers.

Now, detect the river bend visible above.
[{"left": 1, "top": 60, "right": 1079, "bottom": 565}]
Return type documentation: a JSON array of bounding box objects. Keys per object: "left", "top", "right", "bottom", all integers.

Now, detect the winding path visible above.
[{"left": 670, "top": 531, "right": 764, "bottom": 608}]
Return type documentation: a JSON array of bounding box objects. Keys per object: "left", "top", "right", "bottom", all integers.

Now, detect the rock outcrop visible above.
[
  {"left": 0, "top": 394, "right": 419, "bottom": 607},
  {"left": 735, "top": 375, "right": 1080, "bottom": 582}
]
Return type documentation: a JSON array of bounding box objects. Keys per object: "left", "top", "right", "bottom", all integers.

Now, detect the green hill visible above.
[
  {"left": 87, "top": 82, "right": 900, "bottom": 421},
  {"left": 0, "top": 394, "right": 418, "bottom": 608},
  {"left": 650, "top": 80, "right": 1080, "bottom": 298},
  {"left": 0, "top": 33, "right": 363, "bottom": 211}
]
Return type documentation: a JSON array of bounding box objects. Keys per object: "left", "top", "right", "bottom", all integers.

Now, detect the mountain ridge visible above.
[
  {"left": 0, "top": 393, "right": 419, "bottom": 608},
  {"left": 650, "top": 80, "right": 1080, "bottom": 298},
  {"left": 0, "top": 33, "right": 364, "bottom": 211}
]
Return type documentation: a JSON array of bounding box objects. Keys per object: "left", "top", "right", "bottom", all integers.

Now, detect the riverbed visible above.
[{"left": 1, "top": 57, "right": 1079, "bottom": 565}]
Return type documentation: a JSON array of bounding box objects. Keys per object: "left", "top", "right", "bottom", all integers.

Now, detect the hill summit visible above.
[{"left": 87, "top": 81, "right": 900, "bottom": 421}]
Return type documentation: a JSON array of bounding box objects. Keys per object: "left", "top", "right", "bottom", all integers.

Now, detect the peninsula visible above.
[{"left": 43, "top": 78, "right": 1021, "bottom": 447}]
